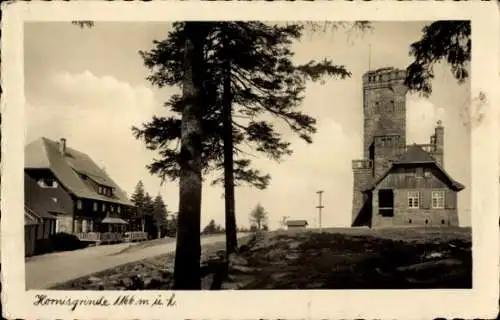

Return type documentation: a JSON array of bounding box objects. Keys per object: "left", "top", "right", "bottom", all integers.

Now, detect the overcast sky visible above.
[{"left": 24, "top": 21, "right": 471, "bottom": 229}]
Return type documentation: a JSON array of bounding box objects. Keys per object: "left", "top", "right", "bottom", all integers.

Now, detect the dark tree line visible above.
[{"left": 129, "top": 180, "right": 171, "bottom": 239}]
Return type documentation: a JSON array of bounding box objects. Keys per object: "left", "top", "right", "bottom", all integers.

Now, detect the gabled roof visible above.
[
  {"left": 25, "top": 137, "right": 133, "bottom": 206},
  {"left": 24, "top": 205, "right": 56, "bottom": 226},
  {"left": 363, "top": 144, "right": 465, "bottom": 192},
  {"left": 286, "top": 220, "right": 308, "bottom": 227},
  {"left": 24, "top": 206, "right": 41, "bottom": 226},
  {"left": 25, "top": 173, "right": 67, "bottom": 216}
]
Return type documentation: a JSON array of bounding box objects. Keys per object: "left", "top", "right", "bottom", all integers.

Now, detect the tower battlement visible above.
[{"left": 362, "top": 67, "right": 407, "bottom": 88}]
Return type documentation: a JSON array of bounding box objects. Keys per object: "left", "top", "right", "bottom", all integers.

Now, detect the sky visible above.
[{"left": 24, "top": 21, "right": 471, "bottom": 230}]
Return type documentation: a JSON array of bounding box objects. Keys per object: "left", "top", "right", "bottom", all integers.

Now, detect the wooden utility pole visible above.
[{"left": 316, "top": 190, "right": 324, "bottom": 231}]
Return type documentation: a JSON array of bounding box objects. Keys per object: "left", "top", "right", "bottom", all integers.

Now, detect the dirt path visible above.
[{"left": 25, "top": 234, "right": 231, "bottom": 289}]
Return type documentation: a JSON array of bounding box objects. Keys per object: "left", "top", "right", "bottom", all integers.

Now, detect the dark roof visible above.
[
  {"left": 286, "top": 220, "right": 308, "bottom": 227},
  {"left": 393, "top": 143, "right": 436, "bottom": 164},
  {"left": 24, "top": 173, "right": 66, "bottom": 217},
  {"left": 24, "top": 207, "right": 40, "bottom": 225},
  {"left": 363, "top": 144, "right": 465, "bottom": 192},
  {"left": 25, "top": 137, "right": 133, "bottom": 206},
  {"left": 24, "top": 205, "right": 56, "bottom": 225}
]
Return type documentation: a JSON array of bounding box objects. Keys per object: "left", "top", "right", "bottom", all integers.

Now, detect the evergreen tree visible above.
[
  {"left": 405, "top": 21, "right": 470, "bottom": 97},
  {"left": 143, "top": 192, "right": 155, "bottom": 236},
  {"left": 249, "top": 203, "right": 268, "bottom": 230},
  {"left": 172, "top": 22, "right": 208, "bottom": 290},
  {"left": 136, "top": 22, "right": 351, "bottom": 255},
  {"left": 202, "top": 219, "right": 218, "bottom": 235},
  {"left": 130, "top": 181, "right": 147, "bottom": 231},
  {"left": 153, "top": 194, "right": 168, "bottom": 239},
  {"left": 166, "top": 211, "right": 178, "bottom": 237}
]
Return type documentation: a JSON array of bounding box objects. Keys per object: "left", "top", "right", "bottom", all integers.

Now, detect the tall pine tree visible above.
[
  {"left": 153, "top": 194, "right": 168, "bottom": 239},
  {"left": 172, "top": 22, "right": 208, "bottom": 290},
  {"left": 130, "top": 180, "right": 146, "bottom": 232},
  {"left": 136, "top": 22, "right": 351, "bottom": 255},
  {"left": 143, "top": 192, "right": 155, "bottom": 237}
]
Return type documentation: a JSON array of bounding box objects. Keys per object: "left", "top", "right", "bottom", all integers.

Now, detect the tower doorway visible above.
[{"left": 378, "top": 189, "right": 394, "bottom": 217}]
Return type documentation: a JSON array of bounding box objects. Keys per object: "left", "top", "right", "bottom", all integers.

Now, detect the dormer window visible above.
[
  {"left": 38, "top": 178, "right": 58, "bottom": 188},
  {"left": 97, "top": 184, "right": 113, "bottom": 197}
]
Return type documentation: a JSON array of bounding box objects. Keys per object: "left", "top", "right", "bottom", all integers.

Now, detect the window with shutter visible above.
[{"left": 421, "top": 190, "right": 431, "bottom": 209}]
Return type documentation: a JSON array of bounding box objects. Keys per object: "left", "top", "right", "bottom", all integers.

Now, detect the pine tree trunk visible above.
[
  {"left": 173, "top": 22, "right": 205, "bottom": 290},
  {"left": 222, "top": 29, "right": 238, "bottom": 256}
]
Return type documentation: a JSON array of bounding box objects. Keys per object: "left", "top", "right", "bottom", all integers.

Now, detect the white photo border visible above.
[{"left": 1, "top": 1, "right": 499, "bottom": 319}]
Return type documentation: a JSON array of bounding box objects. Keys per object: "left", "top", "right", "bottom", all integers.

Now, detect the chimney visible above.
[
  {"left": 59, "top": 138, "right": 67, "bottom": 155},
  {"left": 435, "top": 120, "right": 444, "bottom": 152},
  {"left": 434, "top": 120, "right": 444, "bottom": 167}
]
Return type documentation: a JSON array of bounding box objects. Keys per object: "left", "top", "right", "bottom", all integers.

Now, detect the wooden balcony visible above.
[
  {"left": 75, "top": 232, "right": 124, "bottom": 244},
  {"left": 123, "top": 231, "right": 149, "bottom": 242}
]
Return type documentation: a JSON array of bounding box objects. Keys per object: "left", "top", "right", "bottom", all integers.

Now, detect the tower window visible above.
[
  {"left": 408, "top": 191, "right": 420, "bottom": 209},
  {"left": 432, "top": 191, "right": 445, "bottom": 209},
  {"left": 424, "top": 168, "right": 431, "bottom": 178},
  {"left": 38, "top": 178, "right": 58, "bottom": 188}
]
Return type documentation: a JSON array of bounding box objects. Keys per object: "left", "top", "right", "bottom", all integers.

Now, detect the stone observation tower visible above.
[{"left": 351, "top": 67, "right": 462, "bottom": 228}]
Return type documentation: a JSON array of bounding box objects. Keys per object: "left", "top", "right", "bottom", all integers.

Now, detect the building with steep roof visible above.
[
  {"left": 351, "top": 67, "right": 465, "bottom": 228},
  {"left": 24, "top": 137, "right": 134, "bottom": 243},
  {"left": 24, "top": 204, "right": 57, "bottom": 256}
]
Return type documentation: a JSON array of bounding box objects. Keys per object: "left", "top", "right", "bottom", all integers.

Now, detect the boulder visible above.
[
  {"left": 228, "top": 254, "right": 249, "bottom": 266},
  {"left": 288, "top": 241, "right": 301, "bottom": 250},
  {"left": 424, "top": 252, "right": 444, "bottom": 260},
  {"left": 396, "top": 258, "right": 463, "bottom": 273},
  {"left": 87, "top": 276, "right": 101, "bottom": 283},
  {"left": 201, "top": 274, "right": 214, "bottom": 290},
  {"left": 285, "top": 252, "right": 300, "bottom": 260},
  {"left": 230, "top": 264, "right": 256, "bottom": 274}
]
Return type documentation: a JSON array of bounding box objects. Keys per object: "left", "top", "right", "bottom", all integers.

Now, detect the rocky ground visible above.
[
  {"left": 227, "top": 228, "right": 472, "bottom": 289},
  {"left": 53, "top": 228, "right": 472, "bottom": 290}
]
